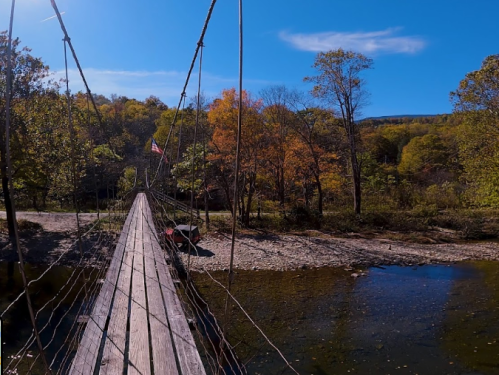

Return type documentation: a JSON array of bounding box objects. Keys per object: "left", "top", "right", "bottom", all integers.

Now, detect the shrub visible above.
[
  {"left": 412, "top": 204, "right": 439, "bottom": 218},
  {"left": 210, "top": 215, "right": 233, "bottom": 233}
]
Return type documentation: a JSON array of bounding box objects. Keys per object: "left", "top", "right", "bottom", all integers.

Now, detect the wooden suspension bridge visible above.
[{"left": 69, "top": 192, "right": 205, "bottom": 375}]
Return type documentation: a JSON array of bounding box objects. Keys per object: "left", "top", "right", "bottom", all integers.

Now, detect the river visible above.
[
  {"left": 0, "top": 262, "right": 98, "bottom": 375},
  {"left": 193, "top": 262, "right": 499, "bottom": 375},
  {"left": 1, "top": 261, "right": 498, "bottom": 374}
]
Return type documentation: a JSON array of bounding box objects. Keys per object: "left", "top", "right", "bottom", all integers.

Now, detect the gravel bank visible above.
[
  {"left": 180, "top": 232, "right": 499, "bottom": 271},
  {"left": 2, "top": 212, "right": 499, "bottom": 270}
]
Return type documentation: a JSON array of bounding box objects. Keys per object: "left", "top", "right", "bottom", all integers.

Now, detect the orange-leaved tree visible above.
[{"left": 207, "top": 88, "right": 263, "bottom": 225}]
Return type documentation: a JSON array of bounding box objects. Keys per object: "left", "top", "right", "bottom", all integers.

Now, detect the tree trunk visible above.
[
  {"left": 346, "top": 117, "right": 362, "bottom": 216},
  {"left": 303, "top": 180, "right": 309, "bottom": 208},
  {"left": 2, "top": 171, "right": 16, "bottom": 243},
  {"left": 313, "top": 172, "right": 323, "bottom": 215},
  {"left": 202, "top": 140, "right": 209, "bottom": 229},
  {"left": 0, "top": 137, "right": 16, "bottom": 244},
  {"left": 278, "top": 166, "right": 285, "bottom": 210},
  {"left": 204, "top": 186, "right": 210, "bottom": 229},
  {"left": 350, "top": 150, "right": 361, "bottom": 215},
  {"left": 220, "top": 174, "right": 233, "bottom": 216},
  {"left": 239, "top": 190, "right": 245, "bottom": 224},
  {"left": 244, "top": 175, "right": 255, "bottom": 226}
]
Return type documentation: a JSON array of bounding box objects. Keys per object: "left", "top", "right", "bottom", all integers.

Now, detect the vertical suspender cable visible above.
[
  {"left": 4, "top": 1, "right": 52, "bottom": 373},
  {"left": 202, "top": 118, "right": 210, "bottom": 229},
  {"left": 88, "top": 95, "right": 100, "bottom": 221},
  {"left": 187, "top": 44, "right": 204, "bottom": 274},
  {"left": 220, "top": 1, "right": 243, "bottom": 368},
  {"left": 63, "top": 39, "right": 88, "bottom": 300},
  {"left": 151, "top": 0, "right": 217, "bottom": 186},
  {"left": 228, "top": 0, "right": 243, "bottom": 293},
  {"left": 173, "top": 94, "right": 186, "bottom": 219},
  {"left": 63, "top": 39, "right": 82, "bottom": 256}
]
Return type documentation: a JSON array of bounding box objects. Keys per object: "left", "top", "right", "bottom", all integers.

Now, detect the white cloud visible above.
[{"left": 279, "top": 28, "right": 426, "bottom": 55}]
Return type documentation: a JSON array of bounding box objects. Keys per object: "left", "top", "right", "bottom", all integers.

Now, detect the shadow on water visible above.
[
  {"left": 182, "top": 280, "right": 247, "bottom": 375},
  {"left": 0, "top": 262, "right": 97, "bottom": 375},
  {"left": 173, "top": 246, "right": 245, "bottom": 374},
  {"left": 192, "top": 261, "right": 499, "bottom": 375}
]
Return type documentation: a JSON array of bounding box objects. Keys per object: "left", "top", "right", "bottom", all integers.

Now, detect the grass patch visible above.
[{"left": 207, "top": 207, "right": 499, "bottom": 242}]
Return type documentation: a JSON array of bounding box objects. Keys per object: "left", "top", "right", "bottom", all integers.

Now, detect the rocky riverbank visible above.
[
  {"left": 179, "top": 231, "right": 499, "bottom": 271},
  {"left": 2, "top": 212, "right": 499, "bottom": 270}
]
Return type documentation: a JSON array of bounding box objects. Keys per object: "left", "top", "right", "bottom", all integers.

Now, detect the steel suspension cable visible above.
[
  {"left": 187, "top": 43, "right": 204, "bottom": 274},
  {"left": 49, "top": 0, "right": 103, "bottom": 129},
  {"left": 173, "top": 94, "right": 186, "bottom": 218},
  {"left": 151, "top": 0, "right": 218, "bottom": 186},
  {"left": 229, "top": 0, "right": 244, "bottom": 291},
  {"left": 88, "top": 93, "right": 100, "bottom": 220},
  {"left": 5, "top": 1, "right": 51, "bottom": 373},
  {"left": 147, "top": 193, "right": 242, "bottom": 373},
  {"left": 208, "top": 273, "right": 300, "bottom": 375},
  {"left": 63, "top": 37, "right": 87, "bottom": 284},
  {"left": 222, "top": 0, "right": 244, "bottom": 341},
  {"left": 218, "top": 2, "right": 244, "bottom": 372}
]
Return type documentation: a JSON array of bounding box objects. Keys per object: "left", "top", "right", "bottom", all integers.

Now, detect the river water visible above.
[
  {"left": 0, "top": 262, "right": 97, "bottom": 375},
  {"left": 1, "top": 261, "right": 498, "bottom": 374},
  {"left": 193, "top": 262, "right": 499, "bottom": 375}
]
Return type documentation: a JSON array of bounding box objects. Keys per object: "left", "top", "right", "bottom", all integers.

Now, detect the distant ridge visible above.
[{"left": 360, "top": 114, "right": 445, "bottom": 121}]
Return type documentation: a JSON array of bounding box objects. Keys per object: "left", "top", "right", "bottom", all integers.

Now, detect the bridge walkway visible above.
[{"left": 69, "top": 193, "right": 205, "bottom": 375}]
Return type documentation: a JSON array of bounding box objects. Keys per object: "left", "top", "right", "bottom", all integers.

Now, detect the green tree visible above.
[
  {"left": 1, "top": 32, "right": 52, "bottom": 240},
  {"left": 398, "top": 134, "right": 448, "bottom": 180},
  {"left": 117, "top": 166, "right": 137, "bottom": 196},
  {"left": 451, "top": 55, "right": 499, "bottom": 206},
  {"left": 172, "top": 144, "right": 206, "bottom": 194},
  {"left": 305, "top": 49, "right": 373, "bottom": 214}
]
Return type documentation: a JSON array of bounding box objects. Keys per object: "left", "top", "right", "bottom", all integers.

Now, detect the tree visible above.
[
  {"left": 260, "top": 85, "right": 296, "bottom": 210},
  {"left": 291, "top": 107, "right": 338, "bottom": 214},
  {"left": 305, "top": 49, "right": 373, "bottom": 215},
  {"left": 207, "top": 88, "right": 264, "bottom": 225},
  {"left": 1, "top": 32, "right": 51, "bottom": 241},
  {"left": 171, "top": 144, "right": 206, "bottom": 194},
  {"left": 397, "top": 134, "right": 448, "bottom": 181},
  {"left": 451, "top": 55, "right": 499, "bottom": 206}
]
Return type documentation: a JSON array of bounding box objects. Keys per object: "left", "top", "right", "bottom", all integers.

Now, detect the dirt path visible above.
[
  {"left": 0, "top": 212, "right": 114, "bottom": 267},
  {"left": 0, "top": 212, "right": 106, "bottom": 232},
  {"left": 181, "top": 231, "right": 499, "bottom": 272}
]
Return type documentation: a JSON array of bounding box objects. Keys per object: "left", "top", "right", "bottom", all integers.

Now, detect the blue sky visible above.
[{"left": 1, "top": 0, "right": 497, "bottom": 117}]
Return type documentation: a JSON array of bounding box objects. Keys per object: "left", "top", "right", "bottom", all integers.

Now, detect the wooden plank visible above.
[
  {"left": 155, "top": 251, "right": 205, "bottom": 375},
  {"left": 144, "top": 195, "right": 206, "bottom": 375},
  {"left": 74, "top": 193, "right": 206, "bottom": 375},
  {"left": 128, "top": 196, "right": 151, "bottom": 375},
  {"left": 99, "top": 204, "right": 138, "bottom": 375},
  {"left": 70, "top": 197, "right": 139, "bottom": 375},
  {"left": 143, "top": 207, "right": 179, "bottom": 375}
]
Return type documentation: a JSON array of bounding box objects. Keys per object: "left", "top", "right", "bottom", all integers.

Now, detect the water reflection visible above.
[{"left": 193, "top": 262, "right": 499, "bottom": 375}]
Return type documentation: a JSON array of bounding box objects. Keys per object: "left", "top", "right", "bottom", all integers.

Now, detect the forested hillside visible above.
[{"left": 2, "top": 33, "right": 499, "bottom": 228}]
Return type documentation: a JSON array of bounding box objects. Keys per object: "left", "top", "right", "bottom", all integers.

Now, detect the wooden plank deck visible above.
[{"left": 69, "top": 193, "right": 206, "bottom": 375}]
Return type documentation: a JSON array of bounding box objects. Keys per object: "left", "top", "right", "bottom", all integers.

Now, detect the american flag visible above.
[{"left": 151, "top": 138, "right": 168, "bottom": 162}]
